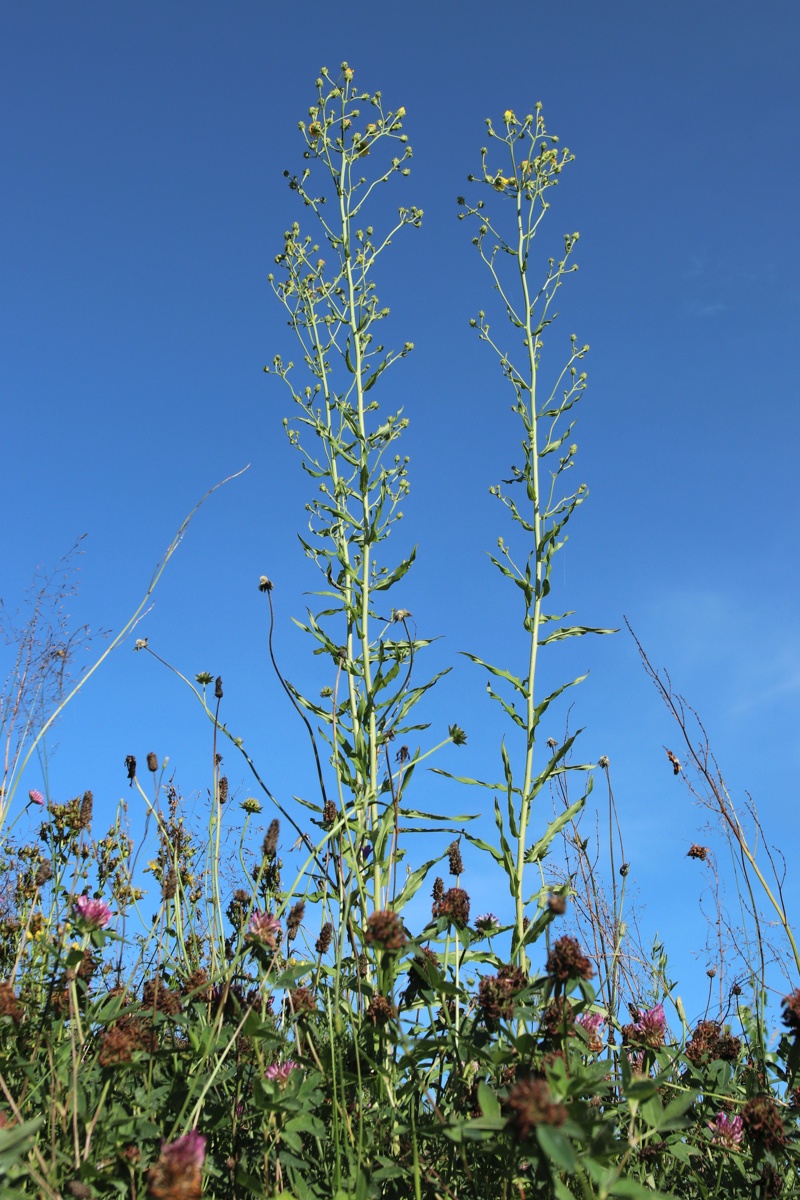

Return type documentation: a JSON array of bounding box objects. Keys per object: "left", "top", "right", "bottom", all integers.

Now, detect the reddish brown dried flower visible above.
[
  {"left": 181, "top": 969, "right": 211, "bottom": 1002},
  {"left": 685, "top": 1019, "right": 741, "bottom": 1065},
  {"left": 217, "top": 776, "right": 229, "bottom": 805},
  {"left": 741, "top": 1095, "right": 785, "bottom": 1151},
  {"left": 542, "top": 996, "right": 576, "bottom": 1038},
  {"left": 547, "top": 893, "right": 567, "bottom": 915},
  {"left": 546, "top": 936, "right": 594, "bottom": 983},
  {"left": 781, "top": 988, "right": 800, "bottom": 1035},
  {"left": 98, "top": 1024, "right": 140, "bottom": 1067},
  {"left": 505, "top": 1077, "right": 566, "bottom": 1141},
  {"left": 431, "top": 876, "right": 444, "bottom": 902},
  {"left": 322, "top": 799, "right": 337, "bottom": 826},
  {"left": 432, "top": 887, "right": 470, "bottom": 925},
  {"left": 142, "top": 978, "right": 182, "bottom": 1017},
  {"left": 161, "top": 868, "right": 178, "bottom": 901},
  {"left": 366, "top": 993, "right": 396, "bottom": 1026},
  {"left": 0, "top": 982, "right": 24, "bottom": 1023},
  {"left": 366, "top": 909, "right": 407, "bottom": 951},
  {"left": 687, "top": 844, "right": 710, "bottom": 861},
  {"left": 404, "top": 946, "right": 441, "bottom": 1003},
  {"left": 478, "top": 964, "right": 527, "bottom": 1023},
  {"left": 288, "top": 986, "right": 316, "bottom": 1017},
  {"left": 147, "top": 752, "right": 159, "bottom": 773}
]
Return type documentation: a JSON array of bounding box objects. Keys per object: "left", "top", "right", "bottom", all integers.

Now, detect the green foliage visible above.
[{"left": 0, "top": 62, "right": 797, "bottom": 1200}]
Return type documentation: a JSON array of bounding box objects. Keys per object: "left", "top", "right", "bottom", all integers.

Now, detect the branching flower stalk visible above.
[
  {"left": 265, "top": 63, "right": 427, "bottom": 927},
  {"left": 459, "top": 106, "right": 613, "bottom": 970}
]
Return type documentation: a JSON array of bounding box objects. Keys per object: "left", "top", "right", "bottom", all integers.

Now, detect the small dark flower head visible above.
[
  {"left": 35, "top": 859, "right": 53, "bottom": 887},
  {"left": 782, "top": 988, "right": 800, "bottom": 1035},
  {"left": 288, "top": 986, "right": 316, "bottom": 1017},
  {"left": 315, "top": 922, "right": 333, "bottom": 955},
  {"left": 547, "top": 892, "right": 567, "bottom": 915},
  {"left": 478, "top": 964, "right": 527, "bottom": 1023},
  {"left": 447, "top": 840, "right": 464, "bottom": 876},
  {"left": 432, "top": 887, "right": 470, "bottom": 926},
  {"left": 125, "top": 755, "right": 136, "bottom": 785},
  {"left": 262, "top": 820, "right": 280, "bottom": 860},
  {"left": 687, "top": 844, "right": 710, "bottom": 862},
  {"left": 475, "top": 913, "right": 499, "bottom": 935},
  {"left": 78, "top": 791, "right": 93, "bottom": 829},
  {"left": 431, "top": 876, "right": 444, "bottom": 902},
  {"left": 147, "top": 752, "right": 159, "bottom": 773},
  {"left": 365, "top": 909, "right": 407, "bottom": 951},
  {"left": 505, "top": 1077, "right": 566, "bottom": 1141},
  {"left": 546, "top": 936, "right": 593, "bottom": 983},
  {"left": 286, "top": 901, "right": 305, "bottom": 943},
  {"left": 366, "top": 993, "right": 396, "bottom": 1026},
  {"left": 214, "top": 676, "right": 223, "bottom": 699},
  {"left": 741, "top": 1095, "right": 785, "bottom": 1151}
]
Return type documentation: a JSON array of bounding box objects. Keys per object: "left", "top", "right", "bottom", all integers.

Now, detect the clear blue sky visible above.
[{"left": 2, "top": 1, "right": 798, "bottom": 1020}]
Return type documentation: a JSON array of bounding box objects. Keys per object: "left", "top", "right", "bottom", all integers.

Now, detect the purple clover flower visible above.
[
  {"left": 72, "top": 895, "right": 112, "bottom": 930},
  {"left": 247, "top": 911, "right": 281, "bottom": 949},
  {"left": 147, "top": 1130, "right": 206, "bottom": 1197},
  {"left": 474, "top": 913, "right": 500, "bottom": 934},
  {"left": 633, "top": 1003, "right": 666, "bottom": 1049},
  {"left": 160, "top": 1130, "right": 206, "bottom": 1171},
  {"left": 708, "top": 1112, "right": 743, "bottom": 1148},
  {"left": 266, "top": 1059, "right": 297, "bottom": 1088},
  {"left": 576, "top": 1011, "right": 604, "bottom": 1050}
]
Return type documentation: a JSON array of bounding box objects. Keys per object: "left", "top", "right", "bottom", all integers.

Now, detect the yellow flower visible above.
[
  {"left": 396, "top": 106, "right": 406, "bottom": 118},
  {"left": 503, "top": 109, "right": 516, "bottom": 124}
]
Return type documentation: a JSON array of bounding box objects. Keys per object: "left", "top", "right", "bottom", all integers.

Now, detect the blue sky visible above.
[{"left": 2, "top": 1, "right": 799, "bottom": 1021}]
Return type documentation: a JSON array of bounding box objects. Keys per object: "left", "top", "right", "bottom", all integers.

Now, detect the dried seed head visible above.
[
  {"left": 322, "top": 799, "right": 337, "bottom": 826},
  {"left": 505, "top": 1077, "right": 566, "bottom": 1140},
  {"left": 447, "top": 840, "right": 464, "bottom": 876},
  {"left": 547, "top": 893, "right": 567, "bottom": 915},
  {"left": 432, "top": 887, "right": 470, "bottom": 925},
  {"left": 315, "top": 922, "right": 333, "bottom": 955},
  {"left": 35, "top": 859, "right": 53, "bottom": 888},
  {"left": 366, "top": 993, "right": 396, "bottom": 1025},
  {"left": 162, "top": 868, "right": 178, "bottom": 901},
  {"left": 147, "top": 752, "right": 159, "bottom": 773},
  {"left": 286, "top": 901, "right": 305, "bottom": 943},
  {"left": 217, "top": 776, "right": 229, "bottom": 805},
  {"left": 288, "top": 985, "right": 316, "bottom": 1016},
  {"left": 78, "top": 791, "right": 93, "bottom": 830},
  {"left": 125, "top": 756, "right": 136, "bottom": 785},
  {"left": 263, "top": 820, "right": 280, "bottom": 860},
  {"left": 546, "top": 936, "right": 594, "bottom": 983},
  {"left": 687, "top": 844, "right": 710, "bottom": 861},
  {"left": 214, "top": 676, "right": 223, "bottom": 699},
  {"left": 365, "top": 909, "right": 407, "bottom": 951},
  {"left": 432, "top": 876, "right": 444, "bottom": 902}
]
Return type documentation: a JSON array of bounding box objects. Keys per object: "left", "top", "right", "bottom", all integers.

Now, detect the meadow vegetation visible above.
[{"left": 0, "top": 63, "right": 798, "bottom": 1199}]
